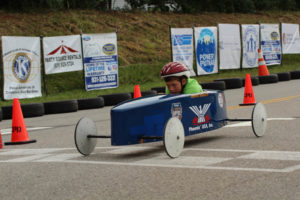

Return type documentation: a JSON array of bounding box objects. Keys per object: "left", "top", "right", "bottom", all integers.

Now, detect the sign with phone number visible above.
[
  {"left": 89, "top": 74, "right": 116, "bottom": 84},
  {"left": 82, "top": 33, "right": 118, "bottom": 91},
  {"left": 85, "top": 74, "right": 118, "bottom": 89}
]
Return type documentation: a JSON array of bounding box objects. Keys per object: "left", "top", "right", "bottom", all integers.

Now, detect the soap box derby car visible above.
[{"left": 74, "top": 90, "right": 267, "bottom": 158}]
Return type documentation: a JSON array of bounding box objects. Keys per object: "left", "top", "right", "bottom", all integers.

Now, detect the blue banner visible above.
[
  {"left": 194, "top": 27, "right": 218, "bottom": 75},
  {"left": 260, "top": 24, "right": 281, "bottom": 65},
  {"left": 82, "top": 33, "right": 118, "bottom": 91},
  {"left": 171, "top": 28, "right": 195, "bottom": 76}
]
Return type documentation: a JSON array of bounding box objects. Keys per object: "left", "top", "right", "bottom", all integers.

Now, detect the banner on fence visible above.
[
  {"left": 82, "top": 32, "right": 118, "bottom": 91},
  {"left": 2, "top": 36, "right": 42, "bottom": 100},
  {"left": 170, "top": 28, "right": 195, "bottom": 76},
  {"left": 260, "top": 24, "right": 281, "bottom": 65},
  {"left": 219, "top": 24, "right": 241, "bottom": 70},
  {"left": 242, "top": 24, "right": 259, "bottom": 68},
  {"left": 194, "top": 27, "right": 218, "bottom": 75},
  {"left": 281, "top": 23, "right": 300, "bottom": 54},
  {"left": 43, "top": 35, "right": 83, "bottom": 74}
]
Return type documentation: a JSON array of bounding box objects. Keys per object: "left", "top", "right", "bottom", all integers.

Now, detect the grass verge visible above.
[{"left": 0, "top": 56, "right": 299, "bottom": 106}]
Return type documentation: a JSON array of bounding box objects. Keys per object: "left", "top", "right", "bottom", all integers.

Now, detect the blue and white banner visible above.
[
  {"left": 281, "top": 23, "right": 300, "bottom": 54},
  {"left": 194, "top": 27, "right": 218, "bottom": 75},
  {"left": 219, "top": 24, "right": 241, "bottom": 70},
  {"left": 170, "top": 28, "right": 195, "bottom": 76},
  {"left": 260, "top": 24, "right": 281, "bottom": 65},
  {"left": 82, "top": 32, "right": 118, "bottom": 91},
  {"left": 242, "top": 24, "right": 259, "bottom": 68},
  {"left": 43, "top": 35, "right": 83, "bottom": 74},
  {"left": 2, "top": 36, "right": 42, "bottom": 100}
]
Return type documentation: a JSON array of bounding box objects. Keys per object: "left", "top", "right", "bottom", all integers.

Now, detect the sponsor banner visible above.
[
  {"left": 82, "top": 33, "right": 118, "bottom": 91},
  {"left": 219, "top": 24, "right": 241, "bottom": 70},
  {"left": 43, "top": 35, "right": 83, "bottom": 74},
  {"left": 2, "top": 36, "right": 42, "bottom": 100},
  {"left": 194, "top": 27, "right": 218, "bottom": 75},
  {"left": 281, "top": 23, "right": 300, "bottom": 54},
  {"left": 170, "top": 28, "right": 195, "bottom": 76},
  {"left": 260, "top": 24, "right": 281, "bottom": 65},
  {"left": 242, "top": 24, "right": 259, "bottom": 68}
]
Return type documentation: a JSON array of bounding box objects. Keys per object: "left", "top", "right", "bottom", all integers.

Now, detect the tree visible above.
[{"left": 125, "top": 0, "right": 148, "bottom": 9}]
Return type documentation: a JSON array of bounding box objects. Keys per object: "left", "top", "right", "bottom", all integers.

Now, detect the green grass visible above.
[{"left": 0, "top": 58, "right": 299, "bottom": 106}]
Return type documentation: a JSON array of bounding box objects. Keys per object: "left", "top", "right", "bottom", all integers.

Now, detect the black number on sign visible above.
[
  {"left": 245, "top": 93, "right": 252, "bottom": 98},
  {"left": 12, "top": 126, "right": 21, "bottom": 133}
]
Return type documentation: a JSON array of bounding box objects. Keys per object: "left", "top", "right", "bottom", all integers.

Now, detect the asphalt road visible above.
[{"left": 0, "top": 79, "right": 299, "bottom": 200}]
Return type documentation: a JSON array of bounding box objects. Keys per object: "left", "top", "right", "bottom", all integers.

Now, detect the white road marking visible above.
[
  {"left": 1, "top": 154, "right": 51, "bottom": 162},
  {"left": 106, "top": 146, "right": 159, "bottom": 154},
  {"left": 135, "top": 156, "right": 232, "bottom": 166},
  {"left": 1, "top": 127, "right": 52, "bottom": 135},
  {"left": 225, "top": 122, "right": 251, "bottom": 128},
  {"left": 225, "top": 117, "right": 296, "bottom": 128},
  {"left": 282, "top": 164, "right": 300, "bottom": 173},
  {"left": 267, "top": 118, "right": 296, "bottom": 120},
  {"left": 0, "top": 147, "right": 300, "bottom": 173},
  {"left": 0, "top": 148, "right": 64, "bottom": 155},
  {"left": 187, "top": 148, "right": 300, "bottom": 154},
  {"left": 61, "top": 160, "right": 285, "bottom": 173},
  {"left": 36, "top": 153, "right": 80, "bottom": 162},
  {"left": 238, "top": 151, "right": 300, "bottom": 161}
]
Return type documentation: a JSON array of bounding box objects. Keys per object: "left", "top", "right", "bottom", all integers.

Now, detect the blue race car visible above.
[{"left": 75, "top": 90, "right": 267, "bottom": 158}]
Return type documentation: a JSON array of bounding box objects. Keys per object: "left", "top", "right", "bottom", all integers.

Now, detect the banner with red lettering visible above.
[{"left": 43, "top": 35, "right": 83, "bottom": 74}]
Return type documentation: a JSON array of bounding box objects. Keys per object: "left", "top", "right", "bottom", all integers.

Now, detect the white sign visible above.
[
  {"left": 82, "top": 33, "right": 118, "bottom": 91},
  {"left": 219, "top": 24, "right": 241, "bottom": 70},
  {"left": 281, "top": 23, "right": 300, "bottom": 54},
  {"left": 242, "top": 24, "right": 259, "bottom": 68},
  {"left": 170, "top": 28, "right": 195, "bottom": 76},
  {"left": 194, "top": 27, "right": 218, "bottom": 75},
  {"left": 260, "top": 24, "right": 281, "bottom": 65},
  {"left": 2, "top": 36, "right": 42, "bottom": 100},
  {"left": 43, "top": 35, "right": 83, "bottom": 74}
]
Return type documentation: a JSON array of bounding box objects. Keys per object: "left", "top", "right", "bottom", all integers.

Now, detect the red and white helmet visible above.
[{"left": 160, "top": 62, "right": 190, "bottom": 78}]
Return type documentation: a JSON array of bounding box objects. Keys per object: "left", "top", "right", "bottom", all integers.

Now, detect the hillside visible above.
[
  {"left": 1, "top": 10, "right": 300, "bottom": 66},
  {"left": 0, "top": 10, "right": 300, "bottom": 105}
]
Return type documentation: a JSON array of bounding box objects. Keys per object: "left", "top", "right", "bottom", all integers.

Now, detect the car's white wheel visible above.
[
  {"left": 252, "top": 103, "right": 267, "bottom": 137},
  {"left": 163, "top": 117, "right": 185, "bottom": 158},
  {"left": 74, "top": 117, "right": 97, "bottom": 156}
]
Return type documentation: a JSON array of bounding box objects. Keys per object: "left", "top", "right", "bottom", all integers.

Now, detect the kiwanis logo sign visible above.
[
  {"left": 12, "top": 53, "right": 32, "bottom": 82},
  {"left": 2, "top": 36, "right": 41, "bottom": 100},
  {"left": 3, "top": 51, "right": 39, "bottom": 85}
]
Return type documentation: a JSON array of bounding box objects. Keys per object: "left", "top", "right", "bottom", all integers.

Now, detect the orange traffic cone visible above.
[
  {"left": 5, "top": 98, "right": 36, "bottom": 145},
  {"left": 0, "top": 130, "right": 3, "bottom": 149},
  {"left": 240, "top": 74, "right": 256, "bottom": 106},
  {"left": 133, "top": 85, "right": 142, "bottom": 98},
  {"left": 258, "top": 49, "right": 269, "bottom": 76}
]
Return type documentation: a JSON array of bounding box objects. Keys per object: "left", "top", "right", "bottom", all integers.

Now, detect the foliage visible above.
[
  {"left": 125, "top": 0, "right": 147, "bottom": 9},
  {"left": 0, "top": 0, "right": 104, "bottom": 11},
  {"left": 128, "top": 0, "right": 300, "bottom": 13},
  {"left": 0, "top": 0, "right": 300, "bottom": 13}
]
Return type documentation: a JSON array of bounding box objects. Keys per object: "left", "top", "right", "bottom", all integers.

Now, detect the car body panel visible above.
[{"left": 111, "top": 90, "right": 227, "bottom": 146}]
